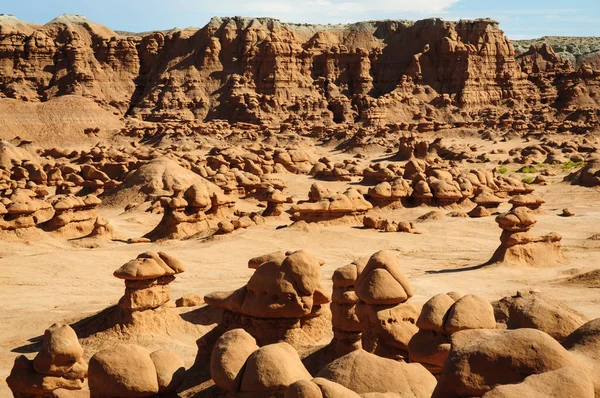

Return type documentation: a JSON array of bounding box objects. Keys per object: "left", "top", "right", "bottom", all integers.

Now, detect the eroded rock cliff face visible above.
[
  {"left": 0, "top": 14, "right": 139, "bottom": 111},
  {"left": 1, "top": 14, "right": 599, "bottom": 132}
]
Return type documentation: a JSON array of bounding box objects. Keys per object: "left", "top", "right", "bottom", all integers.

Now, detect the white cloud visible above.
[{"left": 203, "top": 0, "right": 460, "bottom": 24}]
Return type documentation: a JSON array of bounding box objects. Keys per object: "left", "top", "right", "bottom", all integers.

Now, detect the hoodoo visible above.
[
  {"left": 489, "top": 206, "right": 563, "bottom": 266},
  {"left": 114, "top": 251, "right": 185, "bottom": 312},
  {"left": 354, "top": 250, "right": 419, "bottom": 360},
  {"left": 204, "top": 250, "right": 331, "bottom": 348}
]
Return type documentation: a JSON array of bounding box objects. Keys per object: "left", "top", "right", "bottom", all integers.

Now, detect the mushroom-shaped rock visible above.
[
  {"left": 88, "top": 216, "right": 114, "bottom": 239},
  {"left": 205, "top": 250, "right": 329, "bottom": 326},
  {"left": 7, "top": 323, "right": 87, "bottom": 397},
  {"left": 367, "top": 178, "right": 412, "bottom": 207},
  {"left": 114, "top": 252, "right": 184, "bottom": 280},
  {"left": 114, "top": 252, "right": 184, "bottom": 312},
  {"left": 330, "top": 260, "right": 365, "bottom": 355},
  {"left": 496, "top": 207, "right": 537, "bottom": 232},
  {"left": 390, "top": 177, "right": 412, "bottom": 198},
  {"left": 263, "top": 187, "right": 289, "bottom": 216},
  {"left": 354, "top": 251, "right": 418, "bottom": 360},
  {"left": 240, "top": 251, "right": 324, "bottom": 317},
  {"left": 430, "top": 179, "right": 462, "bottom": 204},
  {"left": 113, "top": 257, "right": 166, "bottom": 280},
  {"left": 309, "top": 183, "right": 331, "bottom": 202},
  {"left": 292, "top": 188, "right": 371, "bottom": 222},
  {"left": 184, "top": 183, "right": 212, "bottom": 210},
  {"left": 508, "top": 194, "right": 545, "bottom": 210},
  {"left": 404, "top": 159, "right": 426, "bottom": 180},
  {"left": 7, "top": 355, "right": 85, "bottom": 397},
  {"left": 281, "top": 250, "right": 322, "bottom": 297},
  {"left": 472, "top": 186, "right": 504, "bottom": 208},
  {"left": 332, "top": 263, "right": 360, "bottom": 288},
  {"left": 412, "top": 180, "right": 433, "bottom": 203},
  {"left": 368, "top": 182, "right": 392, "bottom": 199},
  {"left": 144, "top": 184, "right": 214, "bottom": 241},
  {"left": 490, "top": 205, "right": 562, "bottom": 266},
  {"left": 408, "top": 292, "right": 489, "bottom": 375}
]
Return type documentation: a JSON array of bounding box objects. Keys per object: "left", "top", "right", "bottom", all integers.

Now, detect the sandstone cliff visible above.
[{"left": 1, "top": 14, "right": 599, "bottom": 139}]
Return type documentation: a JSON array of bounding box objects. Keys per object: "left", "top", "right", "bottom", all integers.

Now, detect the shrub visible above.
[
  {"left": 522, "top": 176, "right": 535, "bottom": 184},
  {"left": 562, "top": 161, "right": 586, "bottom": 170},
  {"left": 497, "top": 166, "right": 508, "bottom": 174},
  {"left": 518, "top": 165, "right": 537, "bottom": 173}
]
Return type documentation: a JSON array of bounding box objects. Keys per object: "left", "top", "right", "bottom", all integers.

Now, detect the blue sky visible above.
[{"left": 2, "top": 0, "right": 598, "bottom": 38}]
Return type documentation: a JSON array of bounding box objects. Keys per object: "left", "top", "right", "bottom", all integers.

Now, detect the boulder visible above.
[
  {"left": 433, "top": 328, "right": 584, "bottom": 397},
  {"left": 240, "top": 343, "right": 312, "bottom": 392},
  {"left": 150, "top": 349, "right": 185, "bottom": 393},
  {"left": 210, "top": 329, "right": 260, "bottom": 392},
  {"left": 493, "top": 290, "right": 589, "bottom": 341},
  {"left": 88, "top": 344, "right": 159, "bottom": 398},
  {"left": 482, "top": 367, "right": 594, "bottom": 398},
  {"left": 317, "top": 349, "right": 435, "bottom": 397}
]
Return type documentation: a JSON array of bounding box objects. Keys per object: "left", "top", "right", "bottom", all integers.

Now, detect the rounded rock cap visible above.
[
  {"left": 114, "top": 251, "right": 185, "bottom": 280},
  {"left": 355, "top": 250, "right": 414, "bottom": 305}
]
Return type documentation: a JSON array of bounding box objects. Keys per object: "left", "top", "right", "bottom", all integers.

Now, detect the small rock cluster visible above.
[
  {"left": 291, "top": 186, "right": 372, "bottom": 223},
  {"left": 7, "top": 324, "right": 88, "bottom": 397},
  {"left": 408, "top": 293, "right": 497, "bottom": 375}
]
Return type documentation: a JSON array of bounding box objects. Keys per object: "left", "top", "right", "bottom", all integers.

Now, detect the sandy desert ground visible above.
[{"left": 1, "top": 139, "right": 600, "bottom": 396}]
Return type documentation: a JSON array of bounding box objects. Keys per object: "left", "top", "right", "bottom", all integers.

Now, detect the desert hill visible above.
[
  {"left": 513, "top": 36, "right": 600, "bottom": 66},
  {"left": 1, "top": 14, "right": 599, "bottom": 144}
]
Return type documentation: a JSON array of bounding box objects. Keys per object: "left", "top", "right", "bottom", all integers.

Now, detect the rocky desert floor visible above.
[{"left": 1, "top": 135, "right": 600, "bottom": 396}]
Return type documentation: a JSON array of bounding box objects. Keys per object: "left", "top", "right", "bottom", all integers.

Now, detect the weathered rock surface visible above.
[
  {"left": 7, "top": 324, "right": 87, "bottom": 398},
  {"left": 2, "top": 15, "right": 599, "bottom": 138}
]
